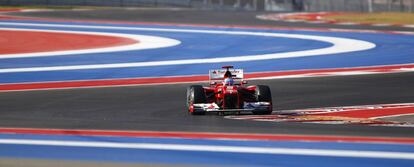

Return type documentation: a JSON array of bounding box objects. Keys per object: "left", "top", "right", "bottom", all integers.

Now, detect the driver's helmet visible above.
[{"left": 223, "top": 77, "right": 234, "bottom": 86}]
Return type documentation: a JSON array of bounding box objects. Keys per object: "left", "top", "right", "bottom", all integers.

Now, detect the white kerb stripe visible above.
[
  {"left": 0, "top": 139, "right": 413, "bottom": 160},
  {"left": 0, "top": 27, "right": 181, "bottom": 59},
  {"left": 0, "top": 22, "right": 376, "bottom": 73}
]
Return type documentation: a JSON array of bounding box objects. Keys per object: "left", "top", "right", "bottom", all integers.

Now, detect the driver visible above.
[{"left": 223, "top": 70, "right": 234, "bottom": 86}]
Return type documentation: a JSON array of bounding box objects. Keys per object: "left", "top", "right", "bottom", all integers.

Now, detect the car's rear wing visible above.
[{"left": 209, "top": 69, "right": 244, "bottom": 81}]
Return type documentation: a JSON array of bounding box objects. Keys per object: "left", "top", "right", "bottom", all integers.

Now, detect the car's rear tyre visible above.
[
  {"left": 187, "top": 85, "right": 207, "bottom": 115},
  {"left": 252, "top": 85, "right": 273, "bottom": 115}
]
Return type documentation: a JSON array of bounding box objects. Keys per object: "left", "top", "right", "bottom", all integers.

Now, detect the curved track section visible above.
[
  {"left": 0, "top": 20, "right": 413, "bottom": 87},
  {"left": 1, "top": 8, "right": 414, "bottom": 167}
]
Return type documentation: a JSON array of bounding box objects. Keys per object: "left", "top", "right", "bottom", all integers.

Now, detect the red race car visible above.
[{"left": 186, "top": 66, "right": 273, "bottom": 115}]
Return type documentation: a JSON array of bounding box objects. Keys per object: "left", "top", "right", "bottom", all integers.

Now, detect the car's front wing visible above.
[{"left": 193, "top": 102, "right": 271, "bottom": 113}]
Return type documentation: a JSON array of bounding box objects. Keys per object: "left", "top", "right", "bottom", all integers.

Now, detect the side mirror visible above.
[{"left": 242, "top": 80, "right": 248, "bottom": 84}]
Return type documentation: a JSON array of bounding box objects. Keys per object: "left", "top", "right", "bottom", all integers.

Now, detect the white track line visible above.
[
  {"left": 403, "top": 25, "right": 414, "bottom": 28},
  {"left": 372, "top": 24, "right": 393, "bottom": 27},
  {"left": 0, "top": 22, "right": 376, "bottom": 73},
  {"left": 334, "top": 22, "right": 359, "bottom": 25},
  {"left": 0, "top": 139, "right": 414, "bottom": 160},
  {"left": 400, "top": 68, "right": 414, "bottom": 71},
  {"left": 0, "top": 27, "right": 180, "bottom": 59}
]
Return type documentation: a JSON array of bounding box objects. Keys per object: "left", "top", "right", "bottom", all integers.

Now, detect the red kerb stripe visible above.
[
  {"left": 0, "top": 64, "right": 413, "bottom": 92},
  {"left": 0, "top": 128, "right": 413, "bottom": 144}
]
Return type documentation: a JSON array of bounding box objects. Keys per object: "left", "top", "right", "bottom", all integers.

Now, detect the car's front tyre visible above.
[
  {"left": 186, "top": 85, "right": 207, "bottom": 115},
  {"left": 252, "top": 85, "right": 273, "bottom": 115}
]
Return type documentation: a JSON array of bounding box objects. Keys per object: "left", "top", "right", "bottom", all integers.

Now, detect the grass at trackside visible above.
[{"left": 325, "top": 12, "right": 414, "bottom": 25}]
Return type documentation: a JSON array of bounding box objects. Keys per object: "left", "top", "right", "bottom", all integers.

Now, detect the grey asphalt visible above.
[
  {"left": 8, "top": 8, "right": 414, "bottom": 32},
  {"left": 1, "top": 72, "right": 413, "bottom": 137},
  {"left": 1, "top": 8, "right": 413, "bottom": 138}
]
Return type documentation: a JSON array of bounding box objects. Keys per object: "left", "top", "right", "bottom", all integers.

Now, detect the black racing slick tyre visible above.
[
  {"left": 252, "top": 85, "right": 273, "bottom": 115},
  {"left": 186, "top": 85, "right": 207, "bottom": 115}
]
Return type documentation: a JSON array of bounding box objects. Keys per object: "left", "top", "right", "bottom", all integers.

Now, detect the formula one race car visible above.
[{"left": 186, "top": 66, "right": 273, "bottom": 115}]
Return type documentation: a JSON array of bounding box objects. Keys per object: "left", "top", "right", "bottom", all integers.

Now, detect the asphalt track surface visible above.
[
  {"left": 9, "top": 8, "right": 414, "bottom": 32},
  {"left": 0, "top": 72, "right": 413, "bottom": 137},
  {"left": 1, "top": 8, "right": 413, "bottom": 138}
]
